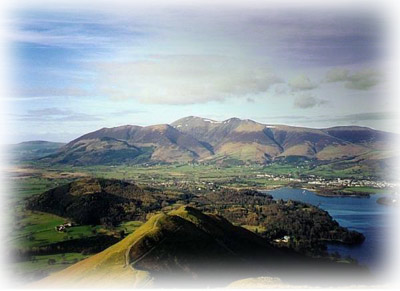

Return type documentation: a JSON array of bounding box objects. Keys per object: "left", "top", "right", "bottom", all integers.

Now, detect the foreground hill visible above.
[
  {"left": 37, "top": 116, "right": 397, "bottom": 166},
  {"left": 33, "top": 206, "right": 368, "bottom": 288}
]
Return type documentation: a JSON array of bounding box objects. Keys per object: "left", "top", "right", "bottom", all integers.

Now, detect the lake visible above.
[{"left": 264, "top": 187, "right": 395, "bottom": 271}]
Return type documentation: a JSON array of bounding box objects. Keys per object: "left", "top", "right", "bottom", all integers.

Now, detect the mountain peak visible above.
[
  {"left": 144, "top": 124, "right": 173, "bottom": 132},
  {"left": 223, "top": 117, "right": 241, "bottom": 122},
  {"left": 172, "top": 116, "right": 221, "bottom": 127}
]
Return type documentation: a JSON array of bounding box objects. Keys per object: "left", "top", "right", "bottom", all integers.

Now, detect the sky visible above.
[{"left": 3, "top": 1, "right": 399, "bottom": 142}]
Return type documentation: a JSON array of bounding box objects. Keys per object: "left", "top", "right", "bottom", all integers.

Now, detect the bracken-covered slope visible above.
[
  {"left": 41, "top": 116, "right": 397, "bottom": 165},
  {"left": 32, "top": 206, "right": 368, "bottom": 288},
  {"left": 172, "top": 117, "right": 396, "bottom": 163},
  {"left": 45, "top": 137, "right": 143, "bottom": 165},
  {"left": 43, "top": 123, "right": 213, "bottom": 165}
]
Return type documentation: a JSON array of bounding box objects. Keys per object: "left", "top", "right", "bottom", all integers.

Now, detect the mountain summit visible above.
[{"left": 41, "top": 116, "right": 396, "bottom": 166}]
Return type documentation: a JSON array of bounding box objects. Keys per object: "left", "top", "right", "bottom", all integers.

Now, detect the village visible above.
[
  {"left": 117, "top": 170, "right": 399, "bottom": 201},
  {"left": 254, "top": 173, "right": 398, "bottom": 190}
]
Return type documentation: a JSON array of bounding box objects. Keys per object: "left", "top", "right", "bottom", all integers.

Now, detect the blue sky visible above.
[{"left": 4, "top": 2, "right": 397, "bottom": 142}]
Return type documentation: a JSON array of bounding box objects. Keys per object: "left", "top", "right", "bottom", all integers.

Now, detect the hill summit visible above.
[{"left": 26, "top": 178, "right": 162, "bottom": 225}]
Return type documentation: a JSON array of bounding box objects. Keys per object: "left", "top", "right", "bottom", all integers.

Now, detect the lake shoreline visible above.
[
  {"left": 265, "top": 187, "right": 390, "bottom": 271},
  {"left": 262, "top": 186, "right": 374, "bottom": 198}
]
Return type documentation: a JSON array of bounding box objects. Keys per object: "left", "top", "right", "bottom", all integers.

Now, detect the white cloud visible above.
[
  {"left": 7, "top": 27, "right": 113, "bottom": 49},
  {"left": 288, "top": 74, "right": 317, "bottom": 91},
  {"left": 15, "top": 107, "right": 102, "bottom": 122},
  {"left": 325, "top": 68, "right": 349, "bottom": 82},
  {"left": 294, "top": 93, "right": 327, "bottom": 109},
  {"left": 15, "top": 87, "right": 89, "bottom": 98},
  {"left": 345, "top": 69, "right": 381, "bottom": 90},
  {"left": 271, "top": 84, "right": 290, "bottom": 96},
  {"left": 94, "top": 56, "right": 282, "bottom": 105},
  {"left": 325, "top": 68, "right": 381, "bottom": 90}
]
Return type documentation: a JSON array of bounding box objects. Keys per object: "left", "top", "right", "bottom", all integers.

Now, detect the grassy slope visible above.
[
  {"left": 11, "top": 211, "right": 104, "bottom": 248},
  {"left": 32, "top": 214, "right": 165, "bottom": 287},
  {"left": 11, "top": 253, "right": 90, "bottom": 281},
  {"left": 31, "top": 205, "right": 368, "bottom": 288},
  {"left": 32, "top": 206, "right": 274, "bottom": 287}
]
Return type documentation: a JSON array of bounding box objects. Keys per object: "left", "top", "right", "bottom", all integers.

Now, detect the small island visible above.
[{"left": 377, "top": 197, "right": 398, "bottom": 206}]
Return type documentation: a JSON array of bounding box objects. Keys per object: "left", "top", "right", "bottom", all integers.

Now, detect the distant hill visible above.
[
  {"left": 32, "top": 206, "right": 368, "bottom": 288},
  {"left": 9, "top": 140, "right": 65, "bottom": 161},
  {"left": 28, "top": 116, "right": 397, "bottom": 166}
]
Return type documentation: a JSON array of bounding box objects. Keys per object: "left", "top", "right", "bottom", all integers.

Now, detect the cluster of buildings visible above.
[
  {"left": 255, "top": 173, "right": 398, "bottom": 190},
  {"left": 307, "top": 177, "right": 397, "bottom": 189}
]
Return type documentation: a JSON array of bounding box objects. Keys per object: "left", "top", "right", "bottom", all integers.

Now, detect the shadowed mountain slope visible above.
[
  {"left": 44, "top": 123, "right": 213, "bottom": 165},
  {"left": 45, "top": 137, "right": 143, "bottom": 165}
]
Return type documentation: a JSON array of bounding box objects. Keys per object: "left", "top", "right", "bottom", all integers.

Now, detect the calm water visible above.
[{"left": 264, "top": 187, "right": 395, "bottom": 271}]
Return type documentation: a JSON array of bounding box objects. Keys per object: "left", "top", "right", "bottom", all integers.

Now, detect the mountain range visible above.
[{"left": 31, "top": 116, "right": 396, "bottom": 166}]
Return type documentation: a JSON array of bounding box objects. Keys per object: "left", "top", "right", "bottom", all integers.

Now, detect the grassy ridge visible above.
[{"left": 33, "top": 214, "right": 164, "bottom": 287}]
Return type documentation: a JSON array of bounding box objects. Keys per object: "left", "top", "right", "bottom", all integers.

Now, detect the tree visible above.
[
  {"left": 119, "top": 230, "right": 126, "bottom": 239},
  {"left": 27, "top": 233, "right": 35, "bottom": 241}
]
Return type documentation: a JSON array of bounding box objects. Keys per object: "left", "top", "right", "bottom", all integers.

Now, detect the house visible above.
[
  {"left": 55, "top": 225, "right": 66, "bottom": 232},
  {"left": 55, "top": 222, "right": 74, "bottom": 232},
  {"left": 273, "top": 235, "right": 291, "bottom": 243}
]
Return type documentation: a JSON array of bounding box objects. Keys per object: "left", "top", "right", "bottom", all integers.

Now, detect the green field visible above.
[
  {"left": 342, "top": 187, "right": 387, "bottom": 194},
  {"left": 116, "top": 221, "right": 144, "bottom": 235},
  {"left": 8, "top": 176, "right": 118, "bottom": 281},
  {"left": 11, "top": 252, "right": 90, "bottom": 283},
  {"left": 10, "top": 211, "right": 104, "bottom": 249}
]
